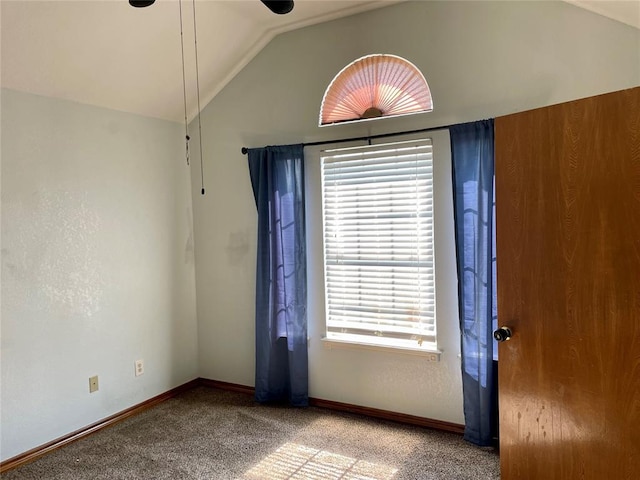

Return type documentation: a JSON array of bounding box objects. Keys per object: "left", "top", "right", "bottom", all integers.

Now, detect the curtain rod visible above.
[{"left": 240, "top": 122, "right": 460, "bottom": 155}]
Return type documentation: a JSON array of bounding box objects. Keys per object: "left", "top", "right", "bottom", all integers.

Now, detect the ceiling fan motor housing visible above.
[
  {"left": 129, "top": 0, "right": 156, "bottom": 8},
  {"left": 261, "top": 1, "right": 294, "bottom": 15}
]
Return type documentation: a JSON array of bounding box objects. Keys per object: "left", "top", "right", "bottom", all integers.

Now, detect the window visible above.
[{"left": 320, "top": 139, "right": 437, "bottom": 352}]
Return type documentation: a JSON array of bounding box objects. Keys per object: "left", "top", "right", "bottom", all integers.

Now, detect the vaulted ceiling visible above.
[{"left": 1, "top": 1, "right": 638, "bottom": 123}]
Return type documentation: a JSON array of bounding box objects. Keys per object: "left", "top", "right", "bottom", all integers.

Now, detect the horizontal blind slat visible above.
[{"left": 321, "top": 138, "right": 437, "bottom": 348}]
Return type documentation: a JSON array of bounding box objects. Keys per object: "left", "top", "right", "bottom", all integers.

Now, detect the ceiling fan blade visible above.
[
  {"left": 261, "top": 1, "right": 294, "bottom": 15},
  {"left": 128, "top": 1, "right": 294, "bottom": 15},
  {"left": 129, "top": 0, "right": 155, "bottom": 7}
]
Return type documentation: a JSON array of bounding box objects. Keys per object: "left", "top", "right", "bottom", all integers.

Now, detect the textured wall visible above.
[
  {"left": 0, "top": 90, "right": 198, "bottom": 461},
  {"left": 190, "top": 0, "right": 639, "bottom": 424}
]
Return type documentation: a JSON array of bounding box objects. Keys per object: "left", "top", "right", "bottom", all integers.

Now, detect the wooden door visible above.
[{"left": 495, "top": 87, "right": 640, "bottom": 479}]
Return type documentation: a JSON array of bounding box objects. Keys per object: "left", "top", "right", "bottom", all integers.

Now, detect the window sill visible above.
[{"left": 320, "top": 337, "right": 441, "bottom": 361}]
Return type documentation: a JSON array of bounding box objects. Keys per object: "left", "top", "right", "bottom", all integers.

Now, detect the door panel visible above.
[{"left": 495, "top": 87, "right": 640, "bottom": 479}]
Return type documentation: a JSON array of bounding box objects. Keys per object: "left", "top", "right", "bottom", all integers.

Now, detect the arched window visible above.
[{"left": 319, "top": 54, "right": 433, "bottom": 126}]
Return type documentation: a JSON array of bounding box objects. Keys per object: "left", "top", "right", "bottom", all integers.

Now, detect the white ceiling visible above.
[
  {"left": 2, "top": 0, "right": 638, "bottom": 123},
  {"left": 1, "top": 0, "right": 404, "bottom": 122}
]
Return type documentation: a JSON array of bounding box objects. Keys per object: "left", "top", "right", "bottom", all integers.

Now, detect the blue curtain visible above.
[
  {"left": 247, "top": 145, "right": 308, "bottom": 407},
  {"left": 450, "top": 120, "right": 498, "bottom": 446}
]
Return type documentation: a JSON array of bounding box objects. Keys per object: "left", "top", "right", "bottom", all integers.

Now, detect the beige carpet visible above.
[{"left": 3, "top": 387, "right": 499, "bottom": 479}]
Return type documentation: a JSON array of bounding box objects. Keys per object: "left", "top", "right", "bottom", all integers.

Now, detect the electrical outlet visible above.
[
  {"left": 89, "top": 375, "right": 99, "bottom": 393},
  {"left": 135, "top": 359, "right": 144, "bottom": 377}
]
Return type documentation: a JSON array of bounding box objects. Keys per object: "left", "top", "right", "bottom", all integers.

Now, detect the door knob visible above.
[{"left": 493, "top": 326, "right": 513, "bottom": 342}]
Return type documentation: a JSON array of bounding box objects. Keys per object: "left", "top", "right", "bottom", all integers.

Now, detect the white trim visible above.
[{"left": 321, "top": 337, "right": 442, "bottom": 361}]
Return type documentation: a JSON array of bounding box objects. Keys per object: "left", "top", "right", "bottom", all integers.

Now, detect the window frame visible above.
[
  {"left": 305, "top": 130, "right": 459, "bottom": 359},
  {"left": 305, "top": 128, "right": 460, "bottom": 361},
  {"left": 320, "top": 138, "right": 438, "bottom": 353}
]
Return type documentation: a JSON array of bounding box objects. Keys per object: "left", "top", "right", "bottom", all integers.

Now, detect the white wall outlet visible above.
[
  {"left": 135, "top": 359, "right": 144, "bottom": 377},
  {"left": 89, "top": 375, "right": 99, "bottom": 393}
]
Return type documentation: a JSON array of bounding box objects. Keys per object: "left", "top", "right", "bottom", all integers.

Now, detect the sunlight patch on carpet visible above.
[{"left": 241, "top": 442, "right": 398, "bottom": 479}]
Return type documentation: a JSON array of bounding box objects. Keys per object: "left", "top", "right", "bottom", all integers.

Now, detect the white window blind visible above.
[{"left": 321, "top": 139, "right": 437, "bottom": 351}]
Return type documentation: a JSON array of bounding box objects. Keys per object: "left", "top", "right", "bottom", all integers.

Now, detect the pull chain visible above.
[
  {"left": 192, "top": 0, "right": 205, "bottom": 195},
  {"left": 178, "top": 0, "right": 190, "bottom": 166}
]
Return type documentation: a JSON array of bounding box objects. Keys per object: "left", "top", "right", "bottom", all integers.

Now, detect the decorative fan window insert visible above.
[{"left": 320, "top": 54, "right": 433, "bottom": 126}]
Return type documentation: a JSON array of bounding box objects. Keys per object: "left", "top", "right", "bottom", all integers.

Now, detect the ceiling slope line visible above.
[
  {"left": 563, "top": 0, "right": 640, "bottom": 30},
  {"left": 185, "top": 0, "right": 403, "bottom": 122}
]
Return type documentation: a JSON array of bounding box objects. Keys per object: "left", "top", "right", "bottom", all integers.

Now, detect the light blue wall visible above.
[
  {"left": 190, "top": 0, "right": 639, "bottom": 422},
  {"left": 1, "top": 90, "right": 198, "bottom": 461}
]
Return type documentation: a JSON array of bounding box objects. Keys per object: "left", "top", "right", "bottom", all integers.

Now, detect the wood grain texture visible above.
[{"left": 495, "top": 87, "right": 640, "bottom": 479}]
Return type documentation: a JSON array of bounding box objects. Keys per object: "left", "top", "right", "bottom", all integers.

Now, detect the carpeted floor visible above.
[{"left": 3, "top": 387, "right": 499, "bottom": 479}]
